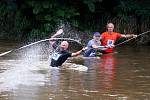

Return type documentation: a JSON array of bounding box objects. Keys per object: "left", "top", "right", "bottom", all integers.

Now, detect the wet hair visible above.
[
  {"left": 107, "top": 23, "right": 114, "bottom": 28},
  {"left": 61, "top": 41, "right": 69, "bottom": 45}
]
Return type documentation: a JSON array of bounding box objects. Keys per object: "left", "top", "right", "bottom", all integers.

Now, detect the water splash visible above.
[
  {"left": 0, "top": 26, "right": 84, "bottom": 92},
  {"left": 62, "top": 63, "right": 88, "bottom": 72},
  {"left": 0, "top": 43, "right": 49, "bottom": 92},
  {"left": 0, "top": 40, "right": 86, "bottom": 92}
]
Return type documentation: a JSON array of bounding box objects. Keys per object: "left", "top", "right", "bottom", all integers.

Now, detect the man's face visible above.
[
  {"left": 93, "top": 36, "right": 100, "bottom": 41},
  {"left": 60, "top": 41, "right": 69, "bottom": 50},
  {"left": 107, "top": 23, "right": 114, "bottom": 32}
]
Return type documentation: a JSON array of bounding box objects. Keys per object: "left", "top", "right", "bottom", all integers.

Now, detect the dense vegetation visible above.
[{"left": 0, "top": 0, "right": 150, "bottom": 44}]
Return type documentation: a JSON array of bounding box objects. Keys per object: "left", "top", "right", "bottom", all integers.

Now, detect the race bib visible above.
[
  {"left": 52, "top": 52, "right": 61, "bottom": 61},
  {"left": 107, "top": 40, "right": 114, "bottom": 46}
]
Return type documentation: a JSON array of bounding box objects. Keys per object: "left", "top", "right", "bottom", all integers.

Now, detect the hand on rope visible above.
[
  {"left": 105, "top": 44, "right": 115, "bottom": 48},
  {"left": 132, "top": 34, "right": 138, "bottom": 38}
]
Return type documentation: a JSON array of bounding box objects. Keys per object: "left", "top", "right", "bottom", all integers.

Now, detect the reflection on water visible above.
[
  {"left": 0, "top": 40, "right": 150, "bottom": 100},
  {"left": 99, "top": 54, "right": 116, "bottom": 90}
]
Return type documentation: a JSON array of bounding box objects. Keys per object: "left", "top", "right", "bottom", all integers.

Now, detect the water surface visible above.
[{"left": 0, "top": 40, "right": 150, "bottom": 100}]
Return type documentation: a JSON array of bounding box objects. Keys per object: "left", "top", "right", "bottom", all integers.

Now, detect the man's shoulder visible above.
[
  {"left": 101, "top": 32, "right": 108, "bottom": 36},
  {"left": 88, "top": 39, "right": 95, "bottom": 44},
  {"left": 112, "top": 32, "right": 121, "bottom": 34},
  {"left": 101, "top": 31, "right": 107, "bottom": 34},
  {"left": 62, "top": 51, "right": 71, "bottom": 55},
  {"left": 89, "top": 39, "right": 95, "bottom": 42}
]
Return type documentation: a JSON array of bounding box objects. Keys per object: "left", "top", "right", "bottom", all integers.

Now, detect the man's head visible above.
[
  {"left": 93, "top": 32, "right": 100, "bottom": 37},
  {"left": 93, "top": 32, "right": 100, "bottom": 41},
  {"left": 60, "top": 41, "right": 69, "bottom": 50},
  {"left": 107, "top": 23, "right": 114, "bottom": 33}
]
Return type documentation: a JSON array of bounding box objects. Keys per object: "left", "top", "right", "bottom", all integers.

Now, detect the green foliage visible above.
[
  {"left": 114, "top": 0, "right": 137, "bottom": 14},
  {"left": 135, "top": 8, "right": 150, "bottom": 19},
  {"left": 27, "top": 29, "right": 44, "bottom": 40},
  {"left": 83, "top": 0, "right": 95, "bottom": 12},
  {"left": 0, "top": 0, "right": 150, "bottom": 45},
  {"left": 112, "top": 0, "right": 150, "bottom": 33},
  {"left": 0, "top": 0, "right": 96, "bottom": 41}
]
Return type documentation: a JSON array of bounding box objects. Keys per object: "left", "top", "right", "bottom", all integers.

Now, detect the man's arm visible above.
[
  {"left": 49, "top": 29, "right": 64, "bottom": 45},
  {"left": 88, "top": 40, "right": 101, "bottom": 50},
  {"left": 121, "top": 34, "right": 137, "bottom": 38},
  {"left": 71, "top": 47, "right": 87, "bottom": 57},
  {"left": 91, "top": 44, "right": 99, "bottom": 50}
]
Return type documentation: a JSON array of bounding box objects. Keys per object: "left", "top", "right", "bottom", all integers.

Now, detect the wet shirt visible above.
[
  {"left": 51, "top": 50, "right": 71, "bottom": 67},
  {"left": 100, "top": 32, "right": 122, "bottom": 53},
  {"left": 50, "top": 42, "right": 71, "bottom": 67},
  {"left": 84, "top": 39, "right": 101, "bottom": 57}
]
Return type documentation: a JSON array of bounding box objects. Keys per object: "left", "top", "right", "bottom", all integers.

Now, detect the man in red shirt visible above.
[{"left": 100, "top": 23, "right": 137, "bottom": 54}]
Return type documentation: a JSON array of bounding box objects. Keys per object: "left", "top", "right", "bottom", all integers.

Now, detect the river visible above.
[{"left": 0, "top": 40, "right": 150, "bottom": 100}]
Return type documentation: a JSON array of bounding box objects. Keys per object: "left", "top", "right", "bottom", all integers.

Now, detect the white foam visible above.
[
  {"left": 0, "top": 45, "right": 48, "bottom": 92},
  {"left": 0, "top": 62, "right": 46, "bottom": 92},
  {"left": 62, "top": 63, "right": 88, "bottom": 72}
]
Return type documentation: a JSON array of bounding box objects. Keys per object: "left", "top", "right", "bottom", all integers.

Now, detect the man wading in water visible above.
[
  {"left": 83, "top": 32, "right": 104, "bottom": 57},
  {"left": 100, "top": 23, "right": 137, "bottom": 54},
  {"left": 49, "top": 28, "right": 86, "bottom": 67}
]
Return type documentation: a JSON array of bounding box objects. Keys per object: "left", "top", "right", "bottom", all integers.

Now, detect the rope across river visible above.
[{"left": 0, "top": 38, "right": 82, "bottom": 57}]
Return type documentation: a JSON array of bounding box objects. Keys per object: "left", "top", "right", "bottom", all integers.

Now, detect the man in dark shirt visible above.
[{"left": 49, "top": 29, "right": 86, "bottom": 67}]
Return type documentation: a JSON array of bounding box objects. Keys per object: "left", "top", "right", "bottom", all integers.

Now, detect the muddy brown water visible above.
[{"left": 0, "top": 40, "right": 150, "bottom": 100}]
